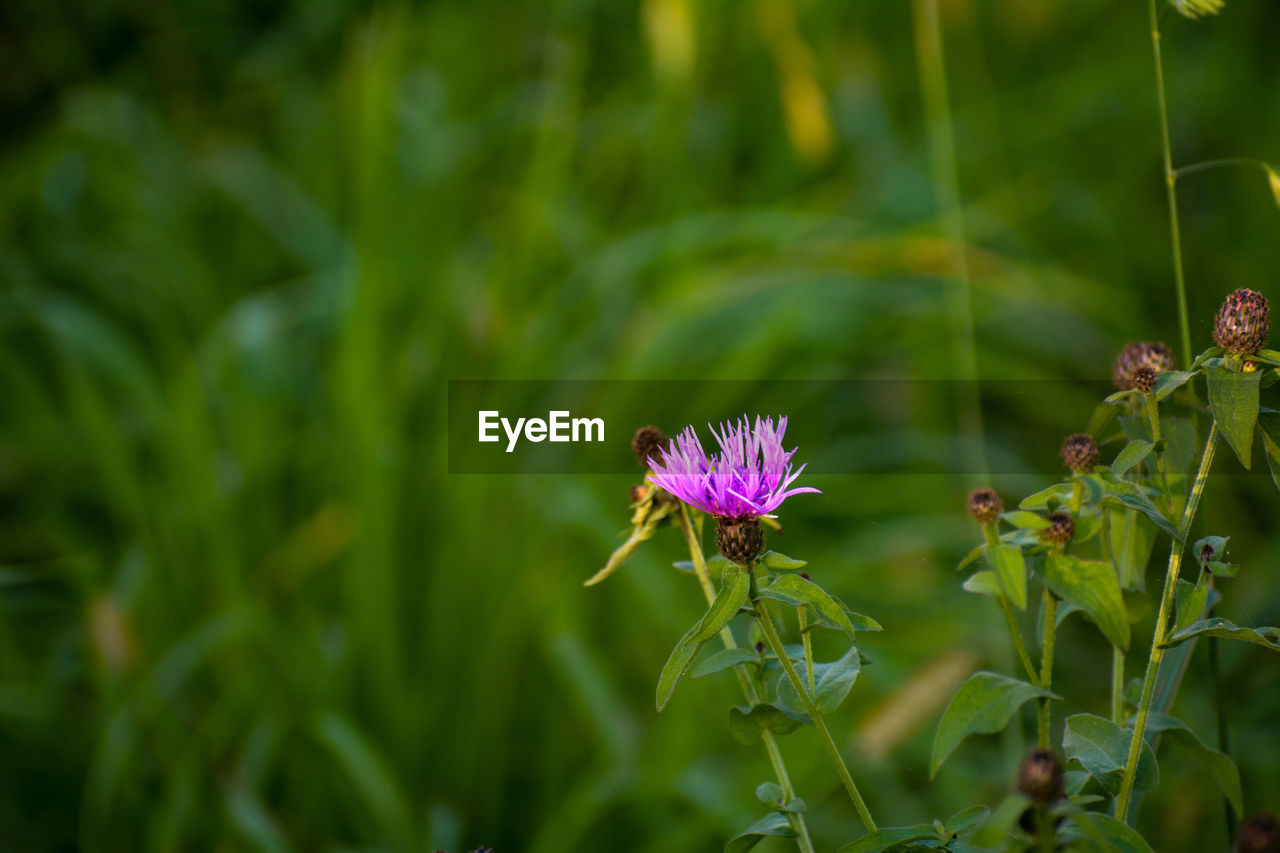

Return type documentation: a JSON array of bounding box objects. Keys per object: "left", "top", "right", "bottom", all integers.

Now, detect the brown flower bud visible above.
[
  {"left": 630, "top": 484, "right": 650, "bottom": 503},
  {"left": 1060, "top": 433, "right": 1098, "bottom": 474},
  {"left": 631, "top": 425, "right": 670, "bottom": 469},
  {"left": 967, "top": 487, "right": 1003, "bottom": 524},
  {"left": 1133, "top": 365, "right": 1157, "bottom": 394},
  {"left": 1112, "top": 341, "right": 1175, "bottom": 390},
  {"left": 1237, "top": 813, "right": 1280, "bottom": 853},
  {"left": 1040, "top": 512, "right": 1074, "bottom": 547},
  {"left": 1017, "top": 749, "right": 1064, "bottom": 805},
  {"left": 1214, "top": 288, "right": 1271, "bottom": 356},
  {"left": 715, "top": 517, "right": 765, "bottom": 566}
]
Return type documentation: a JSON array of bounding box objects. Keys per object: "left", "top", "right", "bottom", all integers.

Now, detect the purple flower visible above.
[{"left": 646, "top": 415, "right": 820, "bottom": 519}]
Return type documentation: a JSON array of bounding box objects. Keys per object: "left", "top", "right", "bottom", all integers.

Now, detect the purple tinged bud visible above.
[
  {"left": 1214, "top": 288, "right": 1271, "bottom": 356},
  {"left": 1060, "top": 433, "right": 1098, "bottom": 474},
  {"left": 1113, "top": 341, "right": 1175, "bottom": 390},
  {"left": 1237, "top": 814, "right": 1280, "bottom": 853}
]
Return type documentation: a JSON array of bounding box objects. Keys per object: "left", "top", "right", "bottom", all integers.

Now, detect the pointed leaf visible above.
[
  {"left": 1153, "top": 370, "right": 1195, "bottom": 401},
  {"left": 756, "top": 574, "right": 857, "bottom": 637},
  {"left": 1173, "top": 578, "right": 1211, "bottom": 633},
  {"left": 759, "top": 550, "right": 807, "bottom": 570},
  {"left": 988, "top": 544, "right": 1027, "bottom": 611},
  {"left": 1145, "top": 713, "right": 1242, "bottom": 817},
  {"left": 1111, "top": 439, "right": 1153, "bottom": 477},
  {"left": 1207, "top": 365, "right": 1260, "bottom": 468},
  {"left": 728, "top": 703, "right": 805, "bottom": 744},
  {"left": 725, "top": 812, "right": 796, "bottom": 853},
  {"left": 945, "top": 805, "right": 991, "bottom": 836},
  {"left": 691, "top": 647, "right": 759, "bottom": 679},
  {"left": 656, "top": 567, "right": 751, "bottom": 710},
  {"left": 836, "top": 825, "right": 941, "bottom": 853},
  {"left": 1063, "top": 713, "right": 1158, "bottom": 796},
  {"left": 1044, "top": 554, "right": 1130, "bottom": 650},
  {"left": 931, "top": 672, "right": 1058, "bottom": 776},
  {"left": 1162, "top": 617, "right": 1280, "bottom": 651},
  {"left": 1066, "top": 811, "right": 1154, "bottom": 853},
  {"left": 962, "top": 570, "right": 1001, "bottom": 598},
  {"left": 1258, "top": 413, "right": 1280, "bottom": 494}
]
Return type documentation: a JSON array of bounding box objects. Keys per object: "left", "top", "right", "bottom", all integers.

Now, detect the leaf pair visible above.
[{"left": 655, "top": 567, "right": 752, "bottom": 711}]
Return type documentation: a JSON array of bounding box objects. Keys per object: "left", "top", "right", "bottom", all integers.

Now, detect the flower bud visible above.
[
  {"left": 1112, "top": 341, "right": 1175, "bottom": 390},
  {"left": 1060, "top": 433, "right": 1098, "bottom": 474},
  {"left": 1040, "top": 512, "right": 1074, "bottom": 547},
  {"left": 1237, "top": 813, "right": 1280, "bottom": 853},
  {"left": 716, "top": 517, "right": 765, "bottom": 566},
  {"left": 1016, "top": 749, "right": 1064, "bottom": 805},
  {"left": 967, "top": 487, "right": 1003, "bottom": 524},
  {"left": 630, "top": 484, "right": 650, "bottom": 503},
  {"left": 1214, "top": 288, "right": 1271, "bottom": 356},
  {"left": 1200, "top": 542, "right": 1217, "bottom": 564},
  {"left": 1133, "top": 365, "right": 1157, "bottom": 394},
  {"left": 755, "top": 640, "right": 766, "bottom": 654},
  {"left": 631, "top": 425, "right": 670, "bottom": 469}
]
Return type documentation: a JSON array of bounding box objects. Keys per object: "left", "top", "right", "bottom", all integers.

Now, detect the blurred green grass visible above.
[{"left": 2, "top": 1, "right": 1279, "bottom": 850}]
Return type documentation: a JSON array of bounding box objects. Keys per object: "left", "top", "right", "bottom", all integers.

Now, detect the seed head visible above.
[
  {"left": 1040, "top": 512, "right": 1074, "bottom": 547},
  {"left": 1133, "top": 365, "right": 1157, "bottom": 394},
  {"left": 631, "top": 425, "right": 670, "bottom": 469},
  {"left": 1214, "top": 289, "right": 1271, "bottom": 356},
  {"left": 1060, "top": 433, "right": 1098, "bottom": 474},
  {"left": 715, "top": 517, "right": 765, "bottom": 566},
  {"left": 1237, "top": 814, "right": 1280, "bottom": 853},
  {"left": 1113, "top": 341, "right": 1175, "bottom": 390},
  {"left": 1017, "top": 749, "right": 1064, "bottom": 805},
  {"left": 967, "top": 487, "right": 1003, "bottom": 524}
]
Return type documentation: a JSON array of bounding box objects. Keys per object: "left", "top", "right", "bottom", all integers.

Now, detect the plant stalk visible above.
[
  {"left": 1115, "top": 422, "right": 1219, "bottom": 821},
  {"left": 677, "top": 506, "right": 816, "bottom": 853},
  {"left": 1037, "top": 590, "right": 1058, "bottom": 749},
  {"left": 753, "top": 597, "right": 878, "bottom": 834}
]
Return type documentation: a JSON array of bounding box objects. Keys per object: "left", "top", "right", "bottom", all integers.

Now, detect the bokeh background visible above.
[{"left": 2, "top": 0, "right": 1279, "bottom": 850}]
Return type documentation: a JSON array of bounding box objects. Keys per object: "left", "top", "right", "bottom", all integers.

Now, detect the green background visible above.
[{"left": 2, "top": 1, "right": 1278, "bottom": 850}]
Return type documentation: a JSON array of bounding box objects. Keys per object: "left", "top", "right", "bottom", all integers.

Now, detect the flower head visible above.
[
  {"left": 1040, "top": 512, "right": 1075, "bottom": 547},
  {"left": 967, "top": 487, "right": 1003, "bottom": 524},
  {"left": 1017, "top": 749, "right": 1064, "bottom": 805},
  {"left": 647, "top": 415, "right": 819, "bottom": 519},
  {"left": 1113, "top": 341, "right": 1175, "bottom": 390},
  {"left": 1060, "top": 433, "right": 1098, "bottom": 474},
  {"left": 631, "top": 425, "right": 670, "bottom": 469},
  {"left": 1237, "top": 814, "right": 1280, "bottom": 853},
  {"left": 1214, "top": 288, "right": 1270, "bottom": 356}
]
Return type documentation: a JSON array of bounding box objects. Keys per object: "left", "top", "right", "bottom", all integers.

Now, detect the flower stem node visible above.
[
  {"left": 631, "top": 425, "right": 670, "bottom": 469},
  {"left": 1237, "top": 813, "right": 1280, "bottom": 853},
  {"left": 1040, "top": 512, "right": 1075, "bottom": 547},
  {"left": 1213, "top": 288, "right": 1271, "bottom": 356},
  {"left": 716, "top": 517, "right": 765, "bottom": 566},
  {"left": 1016, "top": 748, "right": 1064, "bottom": 805},
  {"left": 967, "top": 487, "right": 1003, "bottom": 524},
  {"left": 1060, "top": 433, "right": 1099, "bottom": 474},
  {"left": 1112, "top": 341, "right": 1175, "bottom": 390},
  {"left": 1133, "top": 365, "right": 1157, "bottom": 394}
]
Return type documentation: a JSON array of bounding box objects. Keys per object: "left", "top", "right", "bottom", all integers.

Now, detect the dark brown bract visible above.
[
  {"left": 1133, "top": 365, "right": 1157, "bottom": 394},
  {"left": 631, "top": 425, "right": 670, "bottom": 468},
  {"left": 1060, "top": 433, "right": 1098, "bottom": 473},
  {"left": 967, "top": 487, "right": 1003, "bottom": 524},
  {"left": 1017, "top": 748, "right": 1064, "bottom": 805},
  {"left": 716, "top": 517, "right": 765, "bottom": 566},
  {"left": 1213, "top": 288, "right": 1270, "bottom": 356},
  {"left": 1040, "top": 512, "right": 1075, "bottom": 547}
]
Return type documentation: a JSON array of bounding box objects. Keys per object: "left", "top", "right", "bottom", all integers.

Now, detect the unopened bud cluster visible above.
[
  {"left": 1060, "top": 433, "right": 1098, "bottom": 474},
  {"left": 1040, "top": 512, "right": 1074, "bottom": 547},
  {"left": 1112, "top": 341, "right": 1174, "bottom": 391},
  {"left": 1213, "top": 288, "right": 1270, "bottom": 357},
  {"left": 967, "top": 487, "right": 1003, "bottom": 524}
]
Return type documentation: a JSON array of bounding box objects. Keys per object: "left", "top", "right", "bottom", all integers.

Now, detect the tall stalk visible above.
[
  {"left": 1114, "top": 423, "right": 1219, "bottom": 821},
  {"left": 677, "top": 506, "right": 816, "bottom": 853}
]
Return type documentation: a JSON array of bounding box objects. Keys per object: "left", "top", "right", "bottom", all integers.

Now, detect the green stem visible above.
[
  {"left": 754, "top": 597, "right": 878, "bottom": 834},
  {"left": 1208, "top": 590, "right": 1236, "bottom": 840},
  {"left": 1111, "top": 645, "right": 1126, "bottom": 725},
  {"left": 677, "top": 506, "right": 816, "bottom": 853},
  {"left": 1144, "top": 393, "right": 1174, "bottom": 514},
  {"left": 1037, "top": 805, "right": 1056, "bottom": 853},
  {"left": 983, "top": 521, "right": 1037, "bottom": 682},
  {"left": 798, "top": 608, "right": 817, "bottom": 698},
  {"left": 1146, "top": 0, "right": 1192, "bottom": 367},
  {"left": 1037, "top": 591, "right": 1058, "bottom": 749},
  {"left": 1174, "top": 157, "right": 1273, "bottom": 180},
  {"left": 1115, "top": 422, "right": 1219, "bottom": 821},
  {"left": 912, "top": 0, "right": 986, "bottom": 480}
]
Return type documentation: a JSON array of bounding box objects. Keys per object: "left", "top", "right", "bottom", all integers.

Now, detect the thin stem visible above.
[
  {"left": 677, "top": 506, "right": 816, "bottom": 853},
  {"left": 798, "top": 608, "right": 817, "bottom": 698},
  {"left": 1037, "top": 591, "right": 1058, "bottom": 749},
  {"left": 1111, "top": 646, "right": 1126, "bottom": 725},
  {"left": 1174, "top": 157, "right": 1273, "bottom": 180},
  {"left": 1146, "top": 0, "right": 1193, "bottom": 367},
  {"left": 1115, "top": 422, "right": 1220, "bottom": 821},
  {"left": 1036, "top": 805, "right": 1056, "bottom": 853},
  {"left": 1001, "top": 598, "right": 1039, "bottom": 685},
  {"left": 1208, "top": 587, "right": 1236, "bottom": 840},
  {"left": 912, "top": 0, "right": 986, "bottom": 480},
  {"left": 754, "top": 597, "right": 878, "bottom": 834}
]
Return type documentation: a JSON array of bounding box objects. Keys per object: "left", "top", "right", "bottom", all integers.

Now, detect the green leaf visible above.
[
  {"left": 1019, "top": 483, "right": 1074, "bottom": 511},
  {"left": 759, "top": 550, "right": 806, "bottom": 570},
  {"left": 1162, "top": 617, "right": 1280, "bottom": 651},
  {"left": 931, "top": 672, "right": 1058, "bottom": 776},
  {"left": 756, "top": 574, "right": 857, "bottom": 638},
  {"left": 944, "top": 805, "right": 991, "bottom": 836},
  {"left": 1207, "top": 365, "right": 1261, "bottom": 468},
  {"left": 1043, "top": 553, "right": 1130, "bottom": 650},
  {"left": 1258, "top": 413, "right": 1280, "bottom": 494},
  {"left": 691, "top": 647, "right": 758, "bottom": 679},
  {"left": 1255, "top": 348, "right": 1280, "bottom": 367},
  {"left": 1066, "top": 811, "right": 1154, "bottom": 853},
  {"left": 755, "top": 781, "right": 784, "bottom": 805},
  {"left": 1173, "top": 578, "right": 1210, "bottom": 634},
  {"left": 1002, "top": 510, "right": 1052, "bottom": 530},
  {"left": 1153, "top": 370, "right": 1196, "bottom": 401},
  {"left": 836, "top": 825, "right": 940, "bottom": 853},
  {"left": 1099, "top": 485, "right": 1180, "bottom": 541},
  {"left": 689, "top": 567, "right": 752, "bottom": 644},
  {"left": 962, "top": 570, "right": 1001, "bottom": 598},
  {"left": 1111, "top": 439, "right": 1153, "bottom": 477},
  {"left": 725, "top": 812, "right": 796, "bottom": 853},
  {"left": 956, "top": 542, "right": 985, "bottom": 572},
  {"left": 776, "top": 646, "right": 861, "bottom": 718},
  {"left": 1192, "top": 535, "right": 1229, "bottom": 565},
  {"left": 1063, "top": 713, "right": 1158, "bottom": 796},
  {"left": 1088, "top": 401, "right": 1120, "bottom": 436},
  {"left": 728, "top": 703, "right": 805, "bottom": 744},
  {"left": 1108, "top": 507, "right": 1154, "bottom": 591},
  {"left": 1145, "top": 713, "right": 1243, "bottom": 817},
  {"left": 656, "top": 567, "right": 751, "bottom": 710},
  {"left": 986, "top": 544, "right": 1027, "bottom": 610},
  {"left": 969, "top": 794, "right": 1031, "bottom": 848}
]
